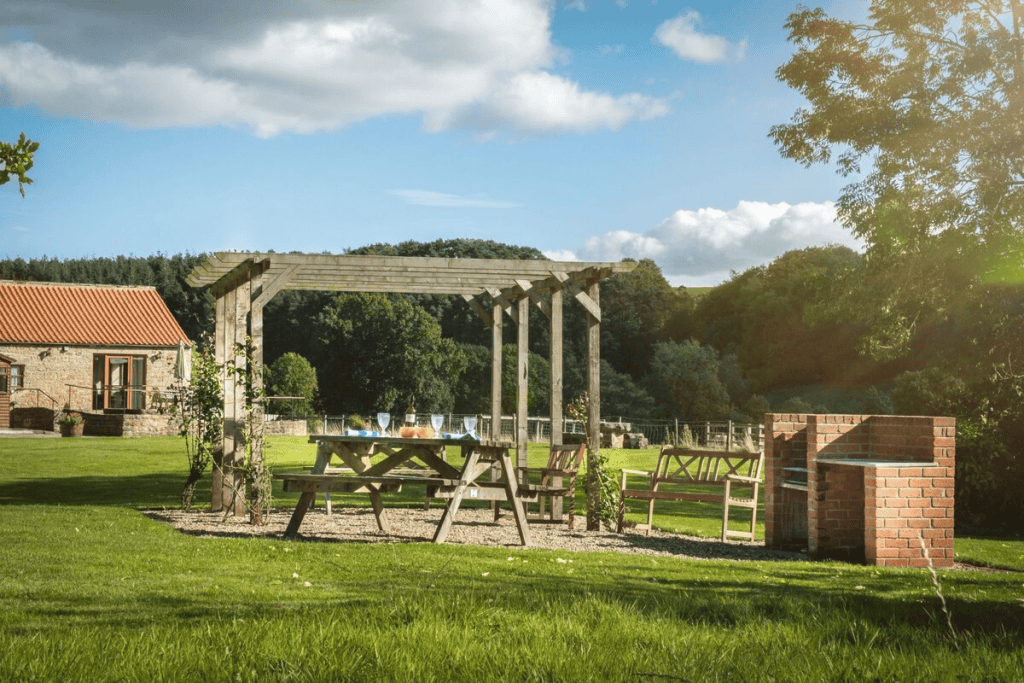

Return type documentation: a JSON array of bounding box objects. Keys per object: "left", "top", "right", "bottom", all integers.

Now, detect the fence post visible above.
[
  {"left": 727, "top": 420, "right": 733, "bottom": 451},
  {"left": 674, "top": 418, "right": 679, "bottom": 445}
]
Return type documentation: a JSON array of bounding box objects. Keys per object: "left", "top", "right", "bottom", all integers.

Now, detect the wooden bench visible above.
[
  {"left": 616, "top": 447, "right": 763, "bottom": 542},
  {"left": 317, "top": 464, "right": 438, "bottom": 514}
]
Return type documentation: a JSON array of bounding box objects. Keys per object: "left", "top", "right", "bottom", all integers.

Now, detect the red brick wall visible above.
[
  {"left": 863, "top": 418, "right": 955, "bottom": 568},
  {"left": 764, "top": 414, "right": 810, "bottom": 548},
  {"left": 814, "top": 462, "right": 865, "bottom": 561}
]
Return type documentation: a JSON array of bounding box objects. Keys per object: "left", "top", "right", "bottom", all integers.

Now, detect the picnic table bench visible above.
[{"left": 616, "top": 447, "right": 763, "bottom": 542}]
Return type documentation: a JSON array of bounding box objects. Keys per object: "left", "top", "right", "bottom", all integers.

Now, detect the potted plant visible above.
[{"left": 58, "top": 411, "right": 85, "bottom": 437}]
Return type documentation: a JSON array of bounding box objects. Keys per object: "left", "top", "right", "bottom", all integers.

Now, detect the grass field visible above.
[{"left": 1, "top": 435, "right": 1022, "bottom": 682}]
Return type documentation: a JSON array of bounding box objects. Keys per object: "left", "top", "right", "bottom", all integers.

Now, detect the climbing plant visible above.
[
  {"left": 566, "top": 393, "right": 619, "bottom": 531},
  {"left": 175, "top": 334, "right": 222, "bottom": 511}
]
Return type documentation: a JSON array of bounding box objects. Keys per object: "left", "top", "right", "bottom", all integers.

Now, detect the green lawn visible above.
[{"left": 1, "top": 436, "right": 1022, "bottom": 682}]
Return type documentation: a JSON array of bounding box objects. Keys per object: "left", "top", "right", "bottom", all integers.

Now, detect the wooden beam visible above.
[
  {"left": 209, "top": 258, "right": 257, "bottom": 299},
  {"left": 252, "top": 261, "right": 298, "bottom": 309},
  {"left": 553, "top": 271, "right": 601, "bottom": 321},
  {"left": 585, "top": 278, "right": 601, "bottom": 531},
  {"left": 187, "top": 252, "right": 637, "bottom": 295},
  {"left": 486, "top": 287, "right": 519, "bottom": 325},
  {"left": 491, "top": 298, "right": 503, "bottom": 441},
  {"left": 549, "top": 287, "right": 563, "bottom": 448},
  {"left": 517, "top": 295, "right": 529, "bottom": 469},
  {"left": 462, "top": 294, "right": 493, "bottom": 327},
  {"left": 515, "top": 278, "right": 551, "bottom": 320}
]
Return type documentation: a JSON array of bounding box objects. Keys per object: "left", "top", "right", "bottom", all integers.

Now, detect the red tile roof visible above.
[{"left": 0, "top": 281, "right": 190, "bottom": 347}]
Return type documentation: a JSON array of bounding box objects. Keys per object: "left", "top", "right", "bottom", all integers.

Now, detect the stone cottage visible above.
[{"left": 0, "top": 281, "right": 190, "bottom": 435}]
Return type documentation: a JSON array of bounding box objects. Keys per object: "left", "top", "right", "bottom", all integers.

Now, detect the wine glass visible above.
[
  {"left": 377, "top": 412, "right": 390, "bottom": 436},
  {"left": 463, "top": 415, "right": 477, "bottom": 438},
  {"left": 431, "top": 414, "right": 444, "bottom": 438}
]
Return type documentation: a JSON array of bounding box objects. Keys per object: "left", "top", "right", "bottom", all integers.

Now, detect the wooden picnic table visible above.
[{"left": 274, "top": 434, "right": 533, "bottom": 545}]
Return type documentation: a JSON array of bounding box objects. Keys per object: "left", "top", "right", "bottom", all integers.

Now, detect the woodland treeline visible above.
[{"left": 2, "top": 238, "right": 1022, "bottom": 528}]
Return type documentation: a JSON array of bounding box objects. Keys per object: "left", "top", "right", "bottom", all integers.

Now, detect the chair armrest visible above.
[{"left": 725, "top": 474, "right": 761, "bottom": 483}]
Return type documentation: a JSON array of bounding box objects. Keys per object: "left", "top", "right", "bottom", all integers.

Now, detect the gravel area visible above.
[
  {"left": 143, "top": 506, "right": 1015, "bottom": 572},
  {"left": 144, "top": 505, "right": 808, "bottom": 562}
]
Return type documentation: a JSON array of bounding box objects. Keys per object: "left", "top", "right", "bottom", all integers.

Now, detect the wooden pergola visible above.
[{"left": 187, "top": 252, "right": 635, "bottom": 523}]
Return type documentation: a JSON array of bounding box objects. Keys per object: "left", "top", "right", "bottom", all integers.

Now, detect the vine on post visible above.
[
  {"left": 566, "top": 393, "right": 619, "bottom": 531},
  {"left": 174, "top": 334, "right": 222, "bottom": 511}
]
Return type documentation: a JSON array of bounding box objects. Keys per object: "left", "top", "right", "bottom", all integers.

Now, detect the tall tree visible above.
[
  {"left": 646, "top": 340, "right": 731, "bottom": 421},
  {"left": 771, "top": 0, "right": 1024, "bottom": 359},
  {"left": 310, "top": 293, "right": 467, "bottom": 415},
  {"left": 265, "top": 352, "right": 319, "bottom": 416},
  {"left": 600, "top": 259, "right": 692, "bottom": 380}
]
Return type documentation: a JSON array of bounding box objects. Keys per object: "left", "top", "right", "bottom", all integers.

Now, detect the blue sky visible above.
[{"left": 1, "top": 0, "right": 865, "bottom": 286}]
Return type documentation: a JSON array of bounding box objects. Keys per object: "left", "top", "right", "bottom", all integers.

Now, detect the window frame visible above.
[{"left": 93, "top": 354, "right": 147, "bottom": 410}]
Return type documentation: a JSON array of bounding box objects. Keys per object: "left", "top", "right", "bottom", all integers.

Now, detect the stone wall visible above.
[
  {"left": 0, "top": 343, "right": 181, "bottom": 413},
  {"left": 10, "top": 407, "right": 56, "bottom": 430},
  {"left": 80, "top": 412, "right": 179, "bottom": 437},
  {"left": 264, "top": 418, "right": 308, "bottom": 436}
]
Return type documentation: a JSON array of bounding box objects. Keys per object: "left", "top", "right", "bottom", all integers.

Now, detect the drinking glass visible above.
[
  {"left": 431, "top": 414, "right": 444, "bottom": 437},
  {"left": 463, "top": 415, "right": 477, "bottom": 437},
  {"left": 377, "top": 412, "right": 390, "bottom": 436}
]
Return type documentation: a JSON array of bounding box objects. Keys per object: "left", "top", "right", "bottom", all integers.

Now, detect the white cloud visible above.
[
  {"left": 0, "top": 0, "right": 667, "bottom": 137},
  {"left": 541, "top": 249, "right": 580, "bottom": 262},
  {"left": 559, "top": 201, "right": 863, "bottom": 286},
  {"left": 434, "top": 71, "right": 669, "bottom": 136},
  {"left": 654, "top": 11, "right": 746, "bottom": 64},
  {"left": 391, "top": 189, "right": 520, "bottom": 209}
]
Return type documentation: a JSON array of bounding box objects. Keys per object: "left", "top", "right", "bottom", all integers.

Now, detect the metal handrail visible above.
[
  {"left": 63, "top": 383, "right": 183, "bottom": 412},
  {"left": 11, "top": 387, "right": 59, "bottom": 411}
]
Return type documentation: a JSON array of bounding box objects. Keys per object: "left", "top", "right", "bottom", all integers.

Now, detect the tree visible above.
[
  {"left": 599, "top": 359, "right": 656, "bottom": 420},
  {"left": 265, "top": 352, "right": 319, "bottom": 416},
  {"left": 310, "top": 293, "right": 467, "bottom": 415},
  {"left": 771, "top": 1, "right": 1024, "bottom": 358},
  {"left": 0, "top": 133, "right": 39, "bottom": 197},
  {"left": 601, "top": 259, "right": 692, "bottom": 380},
  {"left": 451, "top": 343, "right": 552, "bottom": 416},
  {"left": 646, "top": 340, "right": 731, "bottom": 421}
]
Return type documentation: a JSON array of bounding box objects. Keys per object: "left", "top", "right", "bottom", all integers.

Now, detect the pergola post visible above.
[
  {"left": 549, "top": 287, "right": 563, "bottom": 448},
  {"left": 585, "top": 278, "right": 601, "bottom": 531},
  {"left": 212, "top": 273, "right": 249, "bottom": 517},
  {"left": 516, "top": 295, "right": 529, "bottom": 469},
  {"left": 491, "top": 298, "right": 503, "bottom": 440}
]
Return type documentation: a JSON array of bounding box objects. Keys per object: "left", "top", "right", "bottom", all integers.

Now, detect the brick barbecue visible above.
[{"left": 764, "top": 414, "right": 955, "bottom": 568}]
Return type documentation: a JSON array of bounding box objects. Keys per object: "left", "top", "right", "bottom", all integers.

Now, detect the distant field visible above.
[{"left": 682, "top": 285, "right": 714, "bottom": 298}]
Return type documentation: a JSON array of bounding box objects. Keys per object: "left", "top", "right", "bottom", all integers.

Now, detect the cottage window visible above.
[
  {"left": 93, "top": 355, "right": 146, "bottom": 410},
  {"left": 1, "top": 366, "right": 24, "bottom": 394}
]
